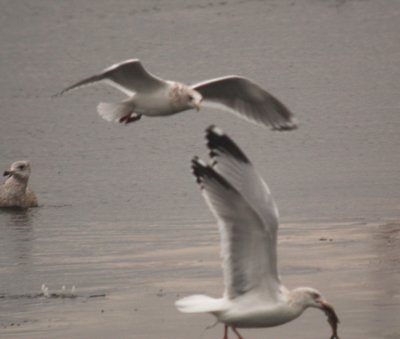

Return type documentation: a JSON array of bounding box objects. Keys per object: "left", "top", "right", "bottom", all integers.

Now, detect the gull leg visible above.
[
  {"left": 231, "top": 326, "right": 244, "bottom": 339},
  {"left": 223, "top": 324, "right": 229, "bottom": 339},
  {"left": 119, "top": 113, "right": 142, "bottom": 125},
  {"left": 222, "top": 325, "right": 228, "bottom": 339}
]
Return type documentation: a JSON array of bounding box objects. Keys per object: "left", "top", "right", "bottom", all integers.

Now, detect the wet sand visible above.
[
  {"left": 1, "top": 221, "right": 399, "bottom": 338},
  {"left": 0, "top": 0, "right": 399, "bottom": 338}
]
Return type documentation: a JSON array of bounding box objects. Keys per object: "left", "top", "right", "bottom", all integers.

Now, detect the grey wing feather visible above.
[
  {"left": 192, "top": 76, "right": 297, "bottom": 131},
  {"left": 204, "top": 126, "right": 280, "bottom": 291},
  {"left": 205, "top": 125, "right": 280, "bottom": 235},
  {"left": 56, "top": 59, "right": 166, "bottom": 96},
  {"left": 192, "top": 155, "right": 281, "bottom": 301}
]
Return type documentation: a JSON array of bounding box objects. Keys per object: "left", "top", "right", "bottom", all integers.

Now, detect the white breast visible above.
[
  {"left": 135, "top": 82, "right": 189, "bottom": 116},
  {"left": 217, "top": 295, "right": 301, "bottom": 329}
]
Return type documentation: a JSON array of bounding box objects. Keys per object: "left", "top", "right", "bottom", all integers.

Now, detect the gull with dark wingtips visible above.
[
  {"left": 56, "top": 59, "right": 297, "bottom": 131},
  {"left": 175, "top": 126, "right": 339, "bottom": 339}
]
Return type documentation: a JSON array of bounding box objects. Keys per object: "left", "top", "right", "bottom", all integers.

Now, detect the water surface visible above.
[{"left": 0, "top": 0, "right": 399, "bottom": 338}]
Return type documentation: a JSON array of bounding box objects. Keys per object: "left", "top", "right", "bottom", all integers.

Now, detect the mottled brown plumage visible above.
[{"left": 0, "top": 160, "right": 38, "bottom": 208}]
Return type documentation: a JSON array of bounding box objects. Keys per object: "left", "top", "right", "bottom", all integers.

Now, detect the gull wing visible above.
[
  {"left": 205, "top": 126, "right": 280, "bottom": 245},
  {"left": 57, "top": 59, "right": 167, "bottom": 96},
  {"left": 192, "top": 131, "right": 281, "bottom": 300},
  {"left": 192, "top": 76, "right": 297, "bottom": 131}
]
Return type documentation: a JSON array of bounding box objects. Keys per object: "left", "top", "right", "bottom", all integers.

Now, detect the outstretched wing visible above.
[
  {"left": 192, "top": 76, "right": 297, "bottom": 131},
  {"left": 192, "top": 128, "right": 281, "bottom": 300},
  {"left": 205, "top": 126, "right": 280, "bottom": 244},
  {"left": 57, "top": 59, "right": 167, "bottom": 96}
]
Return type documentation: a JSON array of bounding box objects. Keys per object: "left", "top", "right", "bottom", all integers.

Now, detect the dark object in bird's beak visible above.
[
  {"left": 3, "top": 171, "right": 10, "bottom": 177},
  {"left": 319, "top": 300, "right": 340, "bottom": 339}
]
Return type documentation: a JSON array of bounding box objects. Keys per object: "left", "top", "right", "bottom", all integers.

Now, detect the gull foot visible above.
[{"left": 119, "top": 113, "right": 142, "bottom": 124}]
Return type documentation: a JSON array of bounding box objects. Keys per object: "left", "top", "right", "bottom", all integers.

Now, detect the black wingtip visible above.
[
  {"left": 52, "top": 86, "right": 74, "bottom": 98},
  {"left": 191, "top": 156, "right": 205, "bottom": 186},
  {"left": 191, "top": 156, "right": 232, "bottom": 190},
  {"left": 205, "top": 125, "right": 250, "bottom": 164},
  {"left": 52, "top": 91, "right": 64, "bottom": 98}
]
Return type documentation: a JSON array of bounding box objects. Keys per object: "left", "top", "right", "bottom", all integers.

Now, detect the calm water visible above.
[{"left": 0, "top": 0, "right": 399, "bottom": 338}]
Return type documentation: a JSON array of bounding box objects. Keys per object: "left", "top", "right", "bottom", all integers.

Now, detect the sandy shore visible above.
[{"left": 1, "top": 221, "right": 399, "bottom": 338}]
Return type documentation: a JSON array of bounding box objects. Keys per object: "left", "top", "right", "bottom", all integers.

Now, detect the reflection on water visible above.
[
  {"left": 1, "top": 215, "right": 399, "bottom": 338},
  {"left": 0, "top": 208, "right": 34, "bottom": 271},
  {"left": 0, "top": 207, "right": 210, "bottom": 302}
]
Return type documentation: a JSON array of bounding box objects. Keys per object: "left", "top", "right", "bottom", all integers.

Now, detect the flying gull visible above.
[
  {"left": 175, "top": 126, "right": 339, "bottom": 339},
  {"left": 56, "top": 59, "right": 297, "bottom": 131},
  {"left": 0, "top": 160, "right": 38, "bottom": 208}
]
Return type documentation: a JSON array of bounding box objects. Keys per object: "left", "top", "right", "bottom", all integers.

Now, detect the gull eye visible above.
[
  {"left": 188, "top": 95, "right": 194, "bottom": 101},
  {"left": 18, "top": 165, "right": 25, "bottom": 170},
  {"left": 311, "top": 292, "right": 320, "bottom": 299}
]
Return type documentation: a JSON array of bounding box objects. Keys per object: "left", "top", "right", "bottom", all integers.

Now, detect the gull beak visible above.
[
  {"left": 3, "top": 170, "right": 11, "bottom": 177},
  {"left": 194, "top": 101, "right": 201, "bottom": 112},
  {"left": 193, "top": 96, "right": 202, "bottom": 112},
  {"left": 318, "top": 299, "right": 340, "bottom": 339}
]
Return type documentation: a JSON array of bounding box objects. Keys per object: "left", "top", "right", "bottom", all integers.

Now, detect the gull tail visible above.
[
  {"left": 175, "top": 294, "right": 226, "bottom": 313},
  {"left": 97, "top": 101, "right": 134, "bottom": 122}
]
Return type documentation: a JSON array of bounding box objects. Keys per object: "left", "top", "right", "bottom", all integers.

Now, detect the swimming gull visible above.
[
  {"left": 56, "top": 59, "right": 297, "bottom": 131},
  {"left": 0, "top": 160, "right": 38, "bottom": 208},
  {"left": 175, "top": 126, "right": 339, "bottom": 339}
]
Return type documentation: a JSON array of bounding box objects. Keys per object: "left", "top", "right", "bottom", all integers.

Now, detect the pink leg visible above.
[
  {"left": 231, "top": 326, "right": 244, "bottom": 339},
  {"left": 223, "top": 324, "right": 229, "bottom": 339}
]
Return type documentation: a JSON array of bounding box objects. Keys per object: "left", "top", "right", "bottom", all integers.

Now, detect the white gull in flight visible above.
[
  {"left": 175, "top": 126, "right": 339, "bottom": 339},
  {"left": 56, "top": 59, "right": 297, "bottom": 131}
]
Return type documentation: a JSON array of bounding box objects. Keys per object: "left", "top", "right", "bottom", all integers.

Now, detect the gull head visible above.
[
  {"left": 186, "top": 88, "right": 202, "bottom": 111},
  {"left": 299, "top": 288, "right": 330, "bottom": 309},
  {"left": 170, "top": 83, "right": 202, "bottom": 112},
  {"left": 291, "top": 287, "right": 340, "bottom": 338},
  {"left": 3, "top": 160, "right": 32, "bottom": 182}
]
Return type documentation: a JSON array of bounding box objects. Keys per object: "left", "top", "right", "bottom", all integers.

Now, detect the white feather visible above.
[
  {"left": 97, "top": 101, "right": 133, "bottom": 122},
  {"left": 175, "top": 295, "right": 227, "bottom": 313}
]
